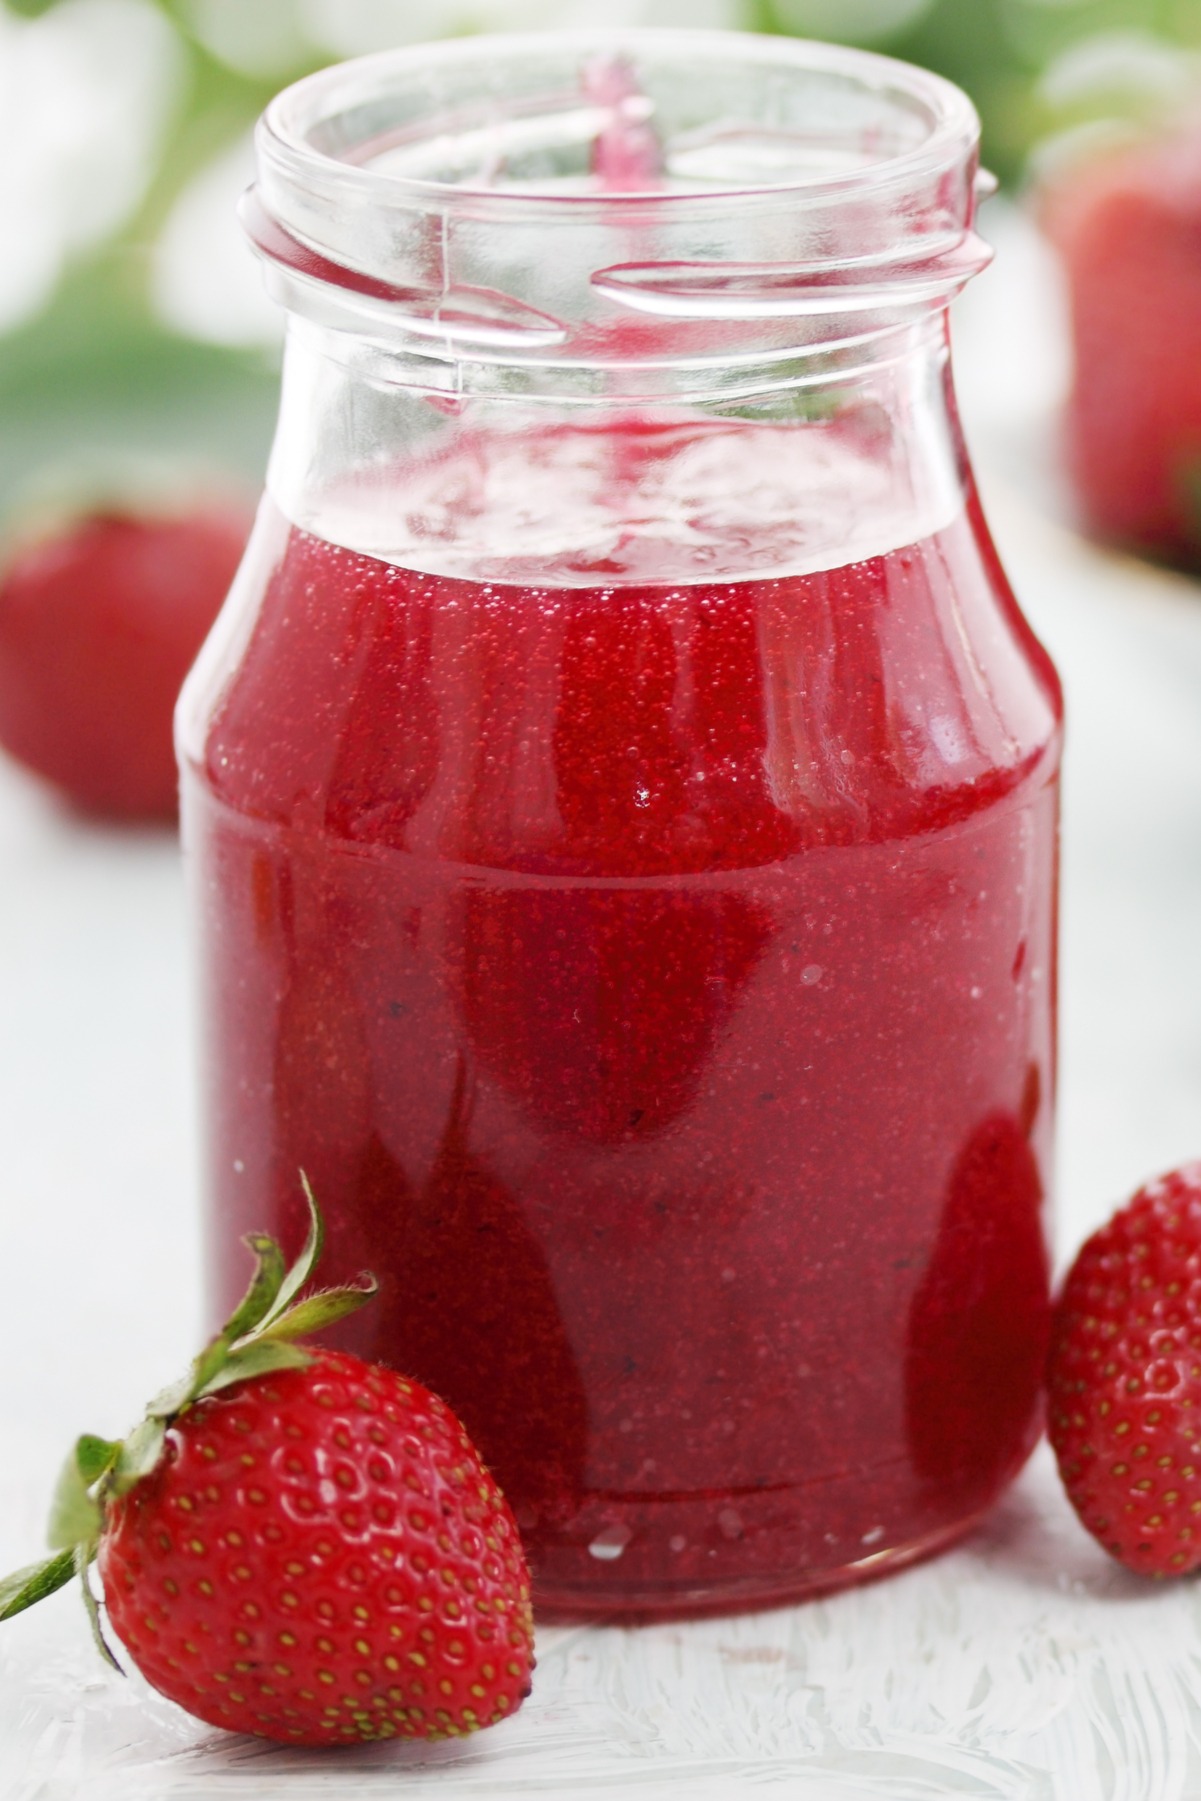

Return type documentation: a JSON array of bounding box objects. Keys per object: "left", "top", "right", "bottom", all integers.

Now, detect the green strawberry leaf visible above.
[
  {"left": 113, "top": 1417, "right": 167, "bottom": 1493},
  {"left": 262, "top": 1173, "right": 325, "bottom": 1328},
  {"left": 145, "top": 1372, "right": 196, "bottom": 1421},
  {"left": 220, "top": 1234, "right": 288, "bottom": 1348},
  {"left": 258, "top": 1273, "right": 379, "bottom": 1344},
  {"left": 47, "top": 1442, "right": 108, "bottom": 1549},
  {"left": 197, "top": 1338, "right": 311, "bottom": 1398},
  {"left": 135, "top": 1186, "right": 333, "bottom": 1449},
  {"left": 0, "top": 1550, "right": 77, "bottom": 1621},
  {"left": 75, "top": 1436, "right": 121, "bottom": 1486},
  {"left": 75, "top": 1544, "right": 121, "bottom": 1674},
  {"left": 147, "top": 1233, "right": 289, "bottom": 1418}
]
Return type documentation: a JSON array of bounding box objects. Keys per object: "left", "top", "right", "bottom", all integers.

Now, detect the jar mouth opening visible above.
[
  {"left": 250, "top": 31, "right": 987, "bottom": 384},
  {"left": 259, "top": 30, "right": 980, "bottom": 215}
]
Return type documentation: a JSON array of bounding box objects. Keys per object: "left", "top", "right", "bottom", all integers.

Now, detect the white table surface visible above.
[{"left": 5, "top": 206, "right": 1201, "bottom": 1800}]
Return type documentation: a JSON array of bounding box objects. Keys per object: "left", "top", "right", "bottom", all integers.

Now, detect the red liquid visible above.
[{"left": 182, "top": 434, "right": 1061, "bottom": 1617}]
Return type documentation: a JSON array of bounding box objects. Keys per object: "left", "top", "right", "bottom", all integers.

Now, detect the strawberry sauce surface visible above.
[{"left": 183, "top": 418, "right": 1062, "bottom": 1615}]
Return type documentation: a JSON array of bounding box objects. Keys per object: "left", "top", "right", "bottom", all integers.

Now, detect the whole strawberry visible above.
[
  {"left": 1043, "top": 125, "right": 1201, "bottom": 568},
  {"left": 0, "top": 498, "right": 248, "bottom": 819},
  {"left": 0, "top": 1182, "right": 533, "bottom": 1744},
  {"left": 1047, "top": 1163, "right": 1201, "bottom": 1577}
]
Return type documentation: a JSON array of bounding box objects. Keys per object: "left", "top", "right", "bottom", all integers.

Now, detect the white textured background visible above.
[{"left": 4, "top": 205, "right": 1201, "bottom": 1799}]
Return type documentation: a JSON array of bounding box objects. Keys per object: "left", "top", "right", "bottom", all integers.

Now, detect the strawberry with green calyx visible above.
[
  {"left": 0, "top": 1179, "right": 534, "bottom": 1746},
  {"left": 1, "top": 1177, "right": 374, "bottom": 1657}
]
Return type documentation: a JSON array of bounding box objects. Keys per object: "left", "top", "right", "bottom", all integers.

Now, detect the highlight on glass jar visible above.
[{"left": 177, "top": 30, "right": 1063, "bottom": 1620}]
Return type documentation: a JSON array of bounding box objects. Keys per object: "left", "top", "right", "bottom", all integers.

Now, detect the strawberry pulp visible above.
[{"left": 182, "top": 417, "right": 1062, "bottom": 1616}]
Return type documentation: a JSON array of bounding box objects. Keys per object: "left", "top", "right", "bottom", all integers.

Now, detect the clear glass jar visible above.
[{"left": 178, "top": 30, "right": 1062, "bottom": 1619}]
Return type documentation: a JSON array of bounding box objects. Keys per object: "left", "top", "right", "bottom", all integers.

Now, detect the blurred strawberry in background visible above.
[
  {"left": 1044, "top": 121, "right": 1201, "bottom": 568},
  {"left": 0, "top": 491, "right": 250, "bottom": 819},
  {"left": 1036, "top": 36, "right": 1201, "bottom": 569}
]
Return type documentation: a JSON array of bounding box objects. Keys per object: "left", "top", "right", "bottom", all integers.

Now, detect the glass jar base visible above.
[{"left": 531, "top": 1509, "right": 993, "bottom": 1624}]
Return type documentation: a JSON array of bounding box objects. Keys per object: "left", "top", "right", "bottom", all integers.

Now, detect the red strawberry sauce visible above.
[{"left": 182, "top": 418, "right": 1062, "bottom": 1616}]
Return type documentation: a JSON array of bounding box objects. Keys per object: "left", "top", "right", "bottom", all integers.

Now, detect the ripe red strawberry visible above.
[
  {"left": 0, "top": 498, "right": 248, "bottom": 819},
  {"left": 1047, "top": 1163, "right": 1201, "bottom": 1576},
  {"left": 0, "top": 1183, "right": 534, "bottom": 1745},
  {"left": 1043, "top": 125, "right": 1201, "bottom": 568}
]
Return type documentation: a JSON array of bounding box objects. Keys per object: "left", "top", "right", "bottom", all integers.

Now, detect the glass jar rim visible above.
[
  {"left": 258, "top": 28, "right": 981, "bottom": 218},
  {"left": 247, "top": 31, "right": 989, "bottom": 392}
]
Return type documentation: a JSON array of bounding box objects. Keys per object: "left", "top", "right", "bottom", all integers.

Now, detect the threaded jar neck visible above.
[{"left": 246, "top": 30, "right": 992, "bottom": 401}]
